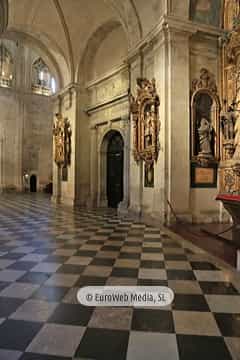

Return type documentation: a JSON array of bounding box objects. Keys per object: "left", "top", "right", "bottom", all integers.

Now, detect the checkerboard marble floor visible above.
[{"left": 0, "top": 194, "right": 239, "bottom": 360}]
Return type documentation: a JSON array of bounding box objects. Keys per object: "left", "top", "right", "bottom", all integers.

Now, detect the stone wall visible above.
[{"left": 0, "top": 39, "right": 54, "bottom": 192}]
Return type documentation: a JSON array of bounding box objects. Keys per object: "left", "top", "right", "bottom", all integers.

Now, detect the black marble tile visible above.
[
  {"left": 33, "top": 249, "right": 54, "bottom": 255},
  {"left": 124, "top": 241, "right": 142, "bottom": 247},
  {"left": 119, "top": 252, "right": 141, "bottom": 259},
  {"left": 131, "top": 309, "right": 174, "bottom": 333},
  {"left": 61, "top": 245, "right": 79, "bottom": 250},
  {"left": 111, "top": 267, "right": 138, "bottom": 278},
  {"left": 190, "top": 262, "right": 220, "bottom": 271},
  {"left": 162, "top": 242, "right": 181, "bottom": 248},
  {"left": 32, "top": 286, "right": 69, "bottom": 302},
  {"left": 75, "top": 328, "right": 129, "bottom": 360},
  {"left": 7, "top": 261, "right": 37, "bottom": 271},
  {"left": 0, "top": 281, "right": 9, "bottom": 291},
  {"left": 91, "top": 258, "right": 115, "bottom": 267},
  {"left": 56, "top": 264, "right": 85, "bottom": 274},
  {"left": 20, "top": 353, "right": 71, "bottom": 360},
  {"left": 75, "top": 250, "right": 98, "bottom": 257},
  {"left": 142, "top": 247, "right": 162, "bottom": 253},
  {"left": 167, "top": 270, "right": 196, "bottom": 281},
  {"left": 199, "top": 281, "right": 239, "bottom": 295},
  {"left": 45, "top": 255, "right": 69, "bottom": 263},
  {"left": 48, "top": 303, "right": 93, "bottom": 326},
  {"left": 137, "top": 279, "right": 168, "bottom": 286},
  {"left": 214, "top": 313, "right": 240, "bottom": 337},
  {"left": 76, "top": 275, "right": 107, "bottom": 288},
  {"left": 0, "top": 297, "right": 24, "bottom": 317},
  {"left": 164, "top": 254, "right": 187, "bottom": 261},
  {"left": 102, "top": 246, "right": 122, "bottom": 252},
  {"left": 177, "top": 335, "right": 232, "bottom": 360},
  {"left": 140, "top": 260, "right": 165, "bottom": 269},
  {"left": 0, "top": 320, "right": 42, "bottom": 351},
  {"left": 172, "top": 294, "right": 210, "bottom": 312},
  {"left": 1, "top": 253, "right": 25, "bottom": 260},
  {"left": 17, "top": 272, "right": 50, "bottom": 285}
]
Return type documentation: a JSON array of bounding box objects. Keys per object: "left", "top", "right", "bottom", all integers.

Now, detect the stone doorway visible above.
[
  {"left": 30, "top": 174, "right": 37, "bottom": 192},
  {"left": 106, "top": 131, "right": 124, "bottom": 208}
]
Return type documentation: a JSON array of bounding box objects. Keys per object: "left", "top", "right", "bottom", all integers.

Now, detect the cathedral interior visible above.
[{"left": 0, "top": 0, "right": 240, "bottom": 359}]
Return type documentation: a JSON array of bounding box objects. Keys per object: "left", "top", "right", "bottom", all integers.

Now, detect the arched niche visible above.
[
  {"left": 191, "top": 88, "right": 221, "bottom": 161},
  {"left": 32, "top": 57, "right": 56, "bottom": 96},
  {"left": 77, "top": 20, "right": 127, "bottom": 85}
]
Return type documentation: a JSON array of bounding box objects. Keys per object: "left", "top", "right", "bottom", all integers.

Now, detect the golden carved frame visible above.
[
  {"left": 53, "top": 113, "right": 72, "bottom": 167},
  {"left": 130, "top": 78, "right": 160, "bottom": 164}
]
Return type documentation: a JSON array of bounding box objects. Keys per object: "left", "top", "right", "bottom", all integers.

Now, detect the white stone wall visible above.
[{"left": 0, "top": 40, "right": 54, "bottom": 192}]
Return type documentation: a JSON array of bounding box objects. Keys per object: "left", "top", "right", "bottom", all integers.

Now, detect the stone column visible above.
[
  {"left": 128, "top": 55, "right": 144, "bottom": 219},
  {"left": 0, "top": 124, "right": 5, "bottom": 193},
  {"left": 164, "top": 24, "right": 195, "bottom": 224},
  {"left": 119, "top": 115, "right": 130, "bottom": 215},
  {"left": 89, "top": 125, "right": 98, "bottom": 207}
]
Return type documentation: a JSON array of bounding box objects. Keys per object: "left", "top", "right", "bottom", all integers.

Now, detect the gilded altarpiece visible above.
[
  {"left": 220, "top": 0, "right": 240, "bottom": 194},
  {"left": 53, "top": 113, "right": 72, "bottom": 168},
  {"left": 130, "top": 78, "right": 160, "bottom": 186}
]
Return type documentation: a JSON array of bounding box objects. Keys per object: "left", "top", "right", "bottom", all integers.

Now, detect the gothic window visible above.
[
  {"left": 32, "top": 57, "right": 56, "bottom": 96},
  {"left": 0, "top": 43, "right": 14, "bottom": 88}
]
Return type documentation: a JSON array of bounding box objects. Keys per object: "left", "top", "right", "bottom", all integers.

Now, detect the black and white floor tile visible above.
[{"left": 0, "top": 194, "right": 239, "bottom": 360}]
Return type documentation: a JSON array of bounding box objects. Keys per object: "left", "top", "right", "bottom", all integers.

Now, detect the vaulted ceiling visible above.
[
  {"left": 6, "top": 0, "right": 164, "bottom": 86},
  {"left": 5, "top": 0, "right": 224, "bottom": 88}
]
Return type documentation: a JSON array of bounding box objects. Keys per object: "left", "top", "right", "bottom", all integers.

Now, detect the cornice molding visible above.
[
  {"left": 53, "top": 82, "right": 81, "bottom": 99},
  {"left": 86, "top": 63, "right": 128, "bottom": 89},
  {"left": 126, "top": 15, "right": 224, "bottom": 64}
]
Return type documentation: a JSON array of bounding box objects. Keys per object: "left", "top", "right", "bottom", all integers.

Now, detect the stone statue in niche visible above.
[
  {"left": 198, "top": 117, "right": 213, "bottom": 156},
  {"left": 191, "top": 68, "right": 220, "bottom": 166},
  {"left": 144, "top": 162, "right": 154, "bottom": 188},
  {"left": 144, "top": 105, "right": 155, "bottom": 148},
  {"left": 129, "top": 78, "right": 160, "bottom": 163},
  {"left": 53, "top": 113, "right": 72, "bottom": 167}
]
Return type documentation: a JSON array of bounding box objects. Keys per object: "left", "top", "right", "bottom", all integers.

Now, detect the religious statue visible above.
[
  {"left": 192, "top": 68, "right": 217, "bottom": 94},
  {"left": 221, "top": 105, "right": 236, "bottom": 141},
  {"left": 144, "top": 105, "right": 155, "bottom": 148},
  {"left": 53, "top": 113, "right": 72, "bottom": 166},
  {"left": 198, "top": 117, "right": 213, "bottom": 156}
]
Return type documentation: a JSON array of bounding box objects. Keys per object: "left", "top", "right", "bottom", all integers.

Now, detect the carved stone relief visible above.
[
  {"left": 88, "top": 68, "right": 129, "bottom": 109},
  {"left": 129, "top": 78, "right": 160, "bottom": 164}
]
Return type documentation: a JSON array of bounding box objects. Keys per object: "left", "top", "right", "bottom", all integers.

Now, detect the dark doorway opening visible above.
[
  {"left": 107, "top": 132, "right": 124, "bottom": 208},
  {"left": 30, "top": 175, "right": 37, "bottom": 193}
]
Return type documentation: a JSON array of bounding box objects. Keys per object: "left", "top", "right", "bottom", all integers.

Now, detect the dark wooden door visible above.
[
  {"left": 107, "top": 133, "right": 124, "bottom": 208},
  {"left": 30, "top": 175, "right": 37, "bottom": 193}
]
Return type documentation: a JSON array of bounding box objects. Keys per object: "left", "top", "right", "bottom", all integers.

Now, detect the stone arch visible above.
[
  {"left": 5, "top": 27, "right": 70, "bottom": 88},
  {"left": 76, "top": 20, "right": 127, "bottom": 84}
]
